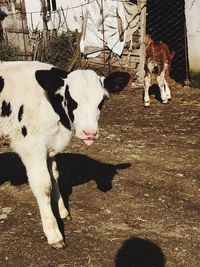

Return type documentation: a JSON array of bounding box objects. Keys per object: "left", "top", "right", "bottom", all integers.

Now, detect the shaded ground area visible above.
[{"left": 0, "top": 81, "right": 200, "bottom": 267}]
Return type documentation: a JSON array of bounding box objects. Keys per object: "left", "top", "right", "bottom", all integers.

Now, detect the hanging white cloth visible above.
[
  {"left": 64, "top": 0, "right": 88, "bottom": 33},
  {"left": 24, "top": 0, "right": 139, "bottom": 57},
  {"left": 80, "top": 0, "right": 127, "bottom": 57}
]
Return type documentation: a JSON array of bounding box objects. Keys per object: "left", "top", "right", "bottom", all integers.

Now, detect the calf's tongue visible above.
[{"left": 83, "top": 139, "right": 95, "bottom": 146}]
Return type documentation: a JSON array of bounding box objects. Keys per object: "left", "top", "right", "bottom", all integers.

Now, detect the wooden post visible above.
[
  {"left": 100, "top": 0, "right": 106, "bottom": 64},
  {"left": 138, "top": 0, "right": 147, "bottom": 85},
  {"left": 20, "top": 0, "right": 28, "bottom": 60},
  {"left": 41, "top": 0, "right": 48, "bottom": 31}
]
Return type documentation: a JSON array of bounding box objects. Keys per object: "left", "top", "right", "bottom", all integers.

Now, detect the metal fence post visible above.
[{"left": 138, "top": 0, "right": 147, "bottom": 85}]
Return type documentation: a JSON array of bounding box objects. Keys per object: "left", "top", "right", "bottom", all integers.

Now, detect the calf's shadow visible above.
[
  {"left": 0, "top": 151, "right": 131, "bottom": 201},
  {"left": 0, "top": 152, "right": 28, "bottom": 186},
  {"left": 148, "top": 84, "right": 162, "bottom": 102}
]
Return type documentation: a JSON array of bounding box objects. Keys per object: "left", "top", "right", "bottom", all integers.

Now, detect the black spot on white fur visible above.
[
  {"left": 21, "top": 126, "right": 27, "bottom": 137},
  {"left": 50, "top": 67, "right": 68, "bottom": 79},
  {"left": 1, "top": 100, "right": 12, "bottom": 117},
  {"left": 18, "top": 105, "right": 24, "bottom": 122},
  {"left": 65, "top": 85, "right": 78, "bottom": 122},
  {"left": 35, "top": 67, "right": 72, "bottom": 130},
  {"left": 0, "top": 76, "right": 4, "bottom": 93},
  {"left": 48, "top": 92, "right": 71, "bottom": 130},
  {"left": 35, "top": 67, "right": 68, "bottom": 93}
]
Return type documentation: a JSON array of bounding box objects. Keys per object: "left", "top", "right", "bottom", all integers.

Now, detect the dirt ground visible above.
[{"left": 0, "top": 80, "right": 200, "bottom": 267}]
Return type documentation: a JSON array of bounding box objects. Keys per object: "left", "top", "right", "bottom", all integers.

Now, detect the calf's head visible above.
[
  {"left": 145, "top": 39, "right": 175, "bottom": 76},
  {"left": 35, "top": 67, "right": 130, "bottom": 146}
]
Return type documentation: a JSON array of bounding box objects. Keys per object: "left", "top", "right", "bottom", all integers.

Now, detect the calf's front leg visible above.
[
  {"left": 164, "top": 80, "right": 171, "bottom": 100},
  {"left": 144, "top": 74, "right": 151, "bottom": 106},
  {"left": 20, "top": 152, "right": 66, "bottom": 249}
]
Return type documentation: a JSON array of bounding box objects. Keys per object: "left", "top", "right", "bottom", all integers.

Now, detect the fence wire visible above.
[
  {"left": 1, "top": 0, "right": 189, "bottom": 84},
  {"left": 146, "top": 0, "right": 188, "bottom": 84}
]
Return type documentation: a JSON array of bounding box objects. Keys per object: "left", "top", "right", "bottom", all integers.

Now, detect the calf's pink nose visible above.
[{"left": 83, "top": 130, "right": 97, "bottom": 138}]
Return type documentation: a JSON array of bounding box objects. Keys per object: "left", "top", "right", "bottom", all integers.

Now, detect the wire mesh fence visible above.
[
  {"left": 0, "top": 0, "right": 189, "bottom": 84},
  {"left": 146, "top": 0, "right": 188, "bottom": 84}
]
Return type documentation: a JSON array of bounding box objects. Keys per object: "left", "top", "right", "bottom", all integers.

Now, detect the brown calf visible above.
[{"left": 144, "top": 35, "right": 175, "bottom": 106}]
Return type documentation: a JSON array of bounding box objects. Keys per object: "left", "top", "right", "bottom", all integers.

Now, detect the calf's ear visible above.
[
  {"left": 35, "top": 67, "right": 69, "bottom": 93},
  {"left": 103, "top": 71, "right": 131, "bottom": 93}
]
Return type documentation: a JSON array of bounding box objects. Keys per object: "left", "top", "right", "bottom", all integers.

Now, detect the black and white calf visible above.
[{"left": 0, "top": 61, "right": 130, "bottom": 248}]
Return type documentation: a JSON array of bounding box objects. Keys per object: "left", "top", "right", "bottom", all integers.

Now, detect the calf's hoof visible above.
[
  {"left": 60, "top": 208, "right": 71, "bottom": 220},
  {"left": 162, "top": 99, "right": 168, "bottom": 104},
  {"left": 65, "top": 214, "right": 72, "bottom": 221},
  {"left": 61, "top": 212, "right": 72, "bottom": 221},
  {"left": 51, "top": 240, "right": 66, "bottom": 249},
  {"left": 144, "top": 101, "right": 150, "bottom": 107}
]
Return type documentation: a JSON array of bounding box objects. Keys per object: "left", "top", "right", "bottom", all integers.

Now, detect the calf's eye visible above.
[
  {"left": 68, "top": 98, "right": 78, "bottom": 110},
  {"left": 98, "top": 96, "right": 107, "bottom": 110}
]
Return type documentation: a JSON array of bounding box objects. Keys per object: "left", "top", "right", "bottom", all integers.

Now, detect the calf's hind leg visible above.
[
  {"left": 48, "top": 156, "right": 71, "bottom": 220},
  {"left": 164, "top": 80, "right": 171, "bottom": 100},
  {"left": 157, "top": 71, "right": 168, "bottom": 104}
]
